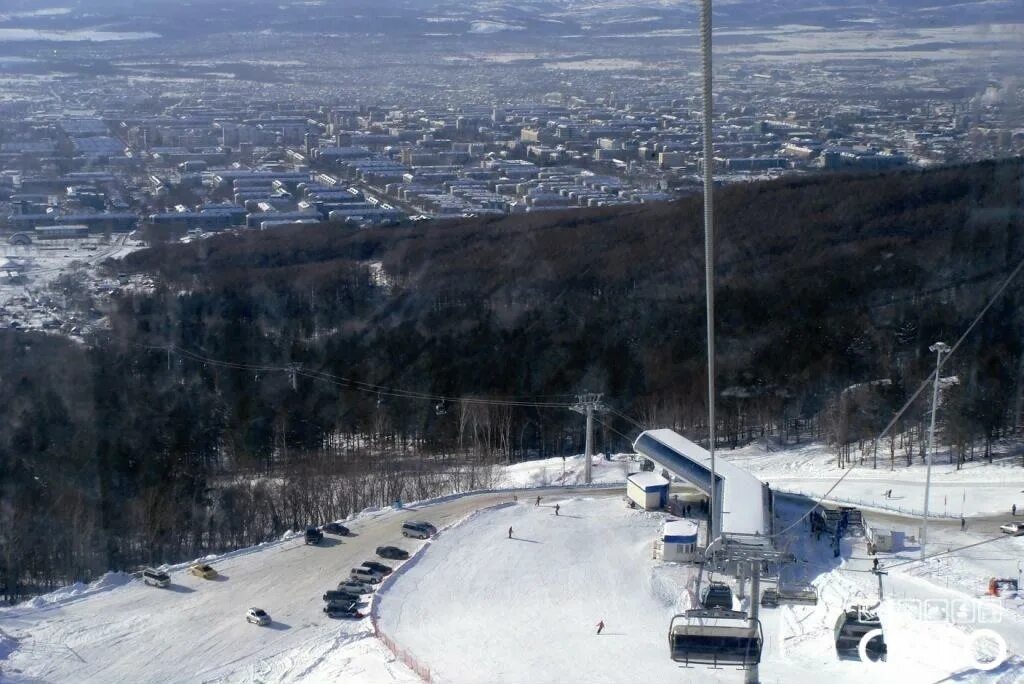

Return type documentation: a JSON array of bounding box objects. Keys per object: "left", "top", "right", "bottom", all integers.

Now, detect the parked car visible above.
[
  {"left": 337, "top": 580, "right": 374, "bottom": 595},
  {"left": 376, "top": 545, "right": 409, "bottom": 560},
  {"left": 700, "top": 582, "right": 734, "bottom": 610},
  {"left": 246, "top": 607, "right": 271, "bottom": 626},
  {"left": 323, "top": 522, "right": 350, "bottom": 535},
  {"left": 401, "top": 521, "right": 435, "bottom": 539},
  {"left": 361, "top": 561, "right": 393, "bottom": 576},
  {"left": 188, "top": 563, "right": 217, "bottom": 579},
  {"left": 1000, "top": 522, "right": 1024, "bottom": 536},
  {"left": 304, "top": 527, "right": 324, "bottom": 545},
  {"left": 323, "top": 589, "right": 363, "bottom": 602},
  {"left": 142, "top": 568, "right": 170, "bottom": 588},
  {"left": 350, "top": 567, "right": 383, "bottom": 584},
  {"left": 324, "top": 602, "right": 363, "bottom": 619}
]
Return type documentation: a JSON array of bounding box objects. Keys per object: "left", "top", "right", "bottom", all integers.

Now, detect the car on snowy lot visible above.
[
  {"left": 246, "top": 608, "right": 271, "bottom": 626},
  {"left": 323, "top": 589, "right": 363, "bottom": 602},
  {"left": 323, "top": 522, "right": 350, "bottom": 535},
  {"left": 142, "top": 568, "right": 170, "bottom": 588},
  {"left": 361, "top": 561, "right": 393, "bottom": 576},
  {"left": 1000, "top": 522, "right": 1024, "bottom": 535},
  {"left": 350, "top": 567, "right": 383, "bottom": 584},
  {"left": 323, "top": 602, "right": 363, "bottom": 619},
  {"left": 376, "top": 545, "right": 409, "bottom": 560},
  {"left": 188, "top": 563, "right": 217, "bottom": 579},
  {"left": 304, "top": 527, "right": 324, "bottom": 544},
  {"left": 337, "top": 580, "right": 374, "bottom": 595},
  {"left": 401, "top": 521, "right": 436, "bottom": 539}
]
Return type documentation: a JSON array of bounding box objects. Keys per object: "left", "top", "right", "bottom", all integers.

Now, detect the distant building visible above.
[{"left": 626, "top": 472, "right": 669, "bottom": 510}]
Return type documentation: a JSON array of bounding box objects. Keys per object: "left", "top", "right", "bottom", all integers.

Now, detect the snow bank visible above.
[
  {"left": 18, "top": 571, "right": 133, "bottom": 610},
  {"left": 497, "top": 453, "right": 631, "bottom": 489}
]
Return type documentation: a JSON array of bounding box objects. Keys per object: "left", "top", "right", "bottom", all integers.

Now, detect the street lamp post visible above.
[{"left": 921, "top": 341, "right": 950, "bottom": 561}]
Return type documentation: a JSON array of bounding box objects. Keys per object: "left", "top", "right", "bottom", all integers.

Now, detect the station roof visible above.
[
  {"left": 633, "top": 429, "right": 768, "bottom": 539},
  {"left": 627, "top": 472, "right": 669, "bottom": 491}
]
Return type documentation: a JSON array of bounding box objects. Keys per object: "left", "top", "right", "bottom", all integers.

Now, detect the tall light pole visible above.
[
  {"left": 921, "top": 341, "right": 950, "bottom": 561},
  {"left": 699, "top": 0, "right": 717, "bottom": 546}
]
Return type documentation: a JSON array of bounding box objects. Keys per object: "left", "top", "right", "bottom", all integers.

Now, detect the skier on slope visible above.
[
  {"left": 596, "top": 620, "right": 605, "bottom": 635},
  {"left": 508, "top": 526, "right": 513, "bottom": 539},
  {"left": 555, "top": 504, "right": 560, "bottom": 516}
]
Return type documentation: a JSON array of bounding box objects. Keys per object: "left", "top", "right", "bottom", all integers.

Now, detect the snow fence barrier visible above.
[{"left": 372, "top": 618, "right": 432, "bottom": 683}]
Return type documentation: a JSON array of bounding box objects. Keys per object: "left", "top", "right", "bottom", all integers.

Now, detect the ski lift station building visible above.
[
  {"left": 626, "top": 471, "right": 669, "bottom": 510},
  {"left": 662, "top": 519, "right": 700, "bottom": 562},
  {"left": 633, "top": 429, "right": 772, "bottom": 543}
]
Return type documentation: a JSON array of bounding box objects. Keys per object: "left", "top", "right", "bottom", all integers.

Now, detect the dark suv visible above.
[{"left": 304, "top": 527, "right": 324, "bottom": 545}]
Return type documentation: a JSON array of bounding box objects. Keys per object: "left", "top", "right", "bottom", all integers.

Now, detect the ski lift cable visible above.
[
  {"left": 112, "top": 335, "right": 575, "bottom": 408},
  {"left": 591, "top": 415, "right": 638, "bottom": 444},
  {"left": 881, "top": 533, "right": 1017, "bottom": 572},
  {"left": 605, "top": 406, "right": 649, "bottom": 432},
  {"left": 770, "top": 253, "right": 1024, "bottom": 540}
]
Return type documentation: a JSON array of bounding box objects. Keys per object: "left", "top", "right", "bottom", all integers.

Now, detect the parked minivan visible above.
[
  {"left": 350, "top": 567, "right": 382, "bottom": 584},
  {"left": 142, "top": 568, "right": 170, "bottom": 588},
  {"left": 401, "top": 521, "right": 435, "bottom": 539}
]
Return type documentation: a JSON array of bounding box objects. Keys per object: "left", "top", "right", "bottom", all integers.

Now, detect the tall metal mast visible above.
[{"left": 700, "top": 0, "right": 717, "bottom": 542}]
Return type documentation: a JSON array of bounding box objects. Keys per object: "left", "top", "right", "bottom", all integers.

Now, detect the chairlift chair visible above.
[
  {"left": 835, "top": 605, "right": 886, "bottom": 661},
  {"left": 669, "top": 608, "right": 763, "bottom": 669},
  {"left": 700, "top": 581, "right": 734, "bottom": 610}
]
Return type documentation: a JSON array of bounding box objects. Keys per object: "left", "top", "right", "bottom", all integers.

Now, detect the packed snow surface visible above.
[
  {"left": 5, "top": 440, "right": 1024, "bottom": 683},
  {"left": 378, "top": 495, "right": 1024, "bottom": 683}
]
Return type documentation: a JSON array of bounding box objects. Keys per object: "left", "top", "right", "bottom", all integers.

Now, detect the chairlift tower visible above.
[
  {"left": 570, "top": 393, "right": 606, "bottom": 484},
  {"left": 702, "top": 535, "right": 795, "bottom": 684}
]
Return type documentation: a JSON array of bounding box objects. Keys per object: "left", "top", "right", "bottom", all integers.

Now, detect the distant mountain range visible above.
[{"left": 0, "top": 0, "right": 1021, "bottom": 42}]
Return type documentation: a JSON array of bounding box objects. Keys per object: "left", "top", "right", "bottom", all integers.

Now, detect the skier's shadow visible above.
[
  {"left": 511, "top": 537, "right": 542, "bottom": 544},
  {"left": 555, "top": 514, "right": 582, "bottom": 519}
]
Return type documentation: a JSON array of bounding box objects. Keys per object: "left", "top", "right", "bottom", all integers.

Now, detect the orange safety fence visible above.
[{"left": 372, "top": 612, "right": 433, "bottom": 682}]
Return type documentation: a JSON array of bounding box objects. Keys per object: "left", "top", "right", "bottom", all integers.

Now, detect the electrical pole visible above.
[
  {"left": 571, "top": 393, "right": 606, "bottom": 484},
  {"left": 699, "top": 0, "right": 718, "bottom": 543},
  {"left": 922, "top": 341, "right": 949, "bottom": 560}
]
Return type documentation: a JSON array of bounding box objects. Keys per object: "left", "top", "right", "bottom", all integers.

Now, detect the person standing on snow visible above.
[
  {"left": 508, "top": 526, "right": 513, "bottom": 539},
  {"left": 596, "top": 620, "right": 605, "bottom": 635},
  {"left": 555, "top": 504, "right": 560, "bottom": 516},
  {"left": 536, "top": 496, "right": 541, "bottom": 506}
]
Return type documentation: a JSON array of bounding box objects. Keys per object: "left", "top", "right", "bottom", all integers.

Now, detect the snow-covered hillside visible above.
[
  {"left": 5, "top": 443, "right": 1024, "bottom": 683},
  {"left": 730, "top": 437, "right": 1024, "bottom": 518}
]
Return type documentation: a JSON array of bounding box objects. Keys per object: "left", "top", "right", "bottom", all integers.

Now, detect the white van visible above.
[
  {"left": 401, "top": 521, "right": 435, "bottom": 539},
  {"left": 142, "top": 568, "right": 170, "bottom": 588},
  {"left": 350, "top": 567, "right": 382, "bottom": 584}
]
